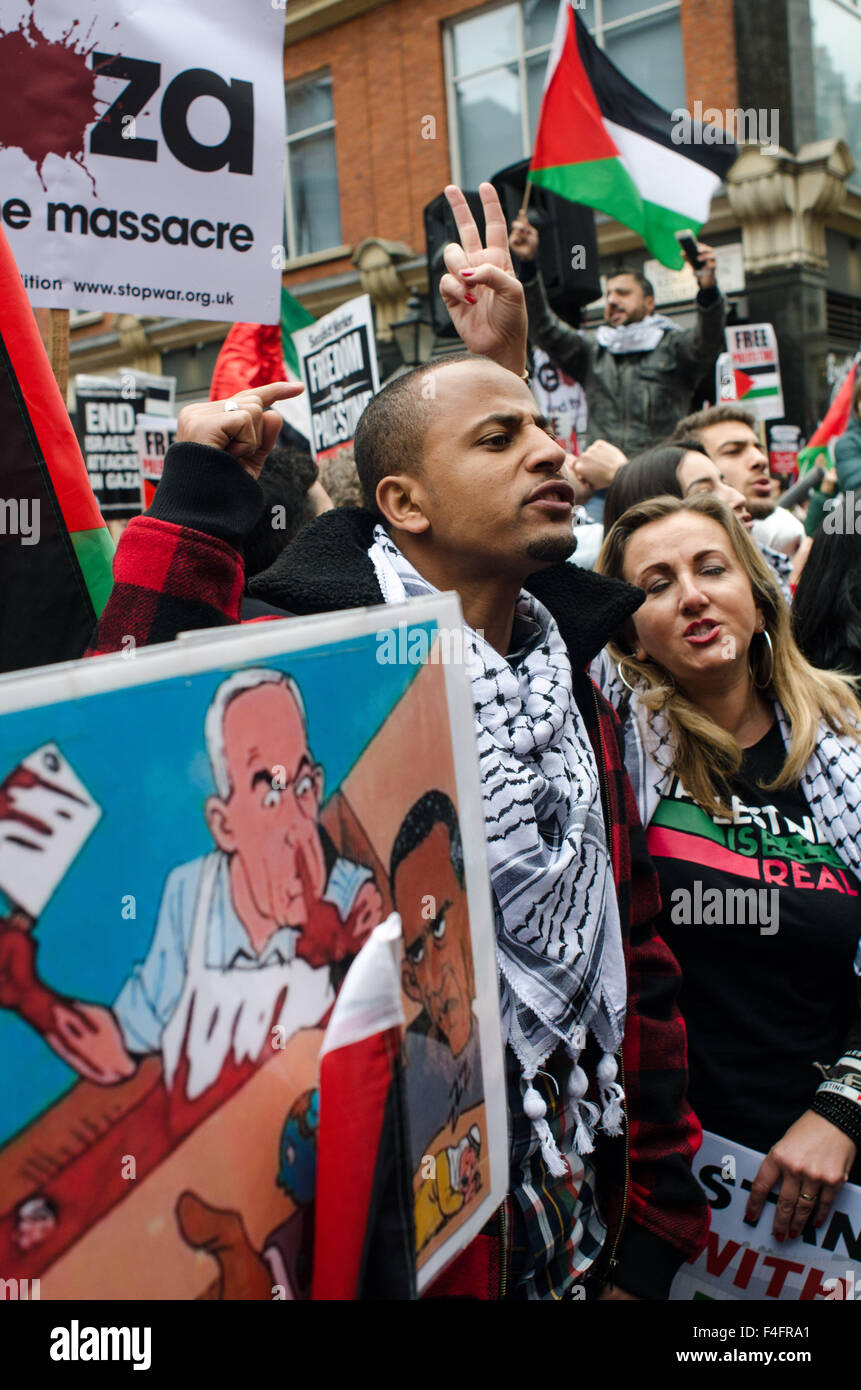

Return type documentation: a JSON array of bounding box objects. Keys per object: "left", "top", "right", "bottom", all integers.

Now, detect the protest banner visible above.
[
  {"left": 530, "top": 347, "right": 588, "bottom": 454},
  {"left": 292, "top": 294, "right": 381, "bottom": 461},
  {"left": 0, "top": 594, "right": 506, "bottom": 1298},
  {"left": 716, "top": 351, "right": 737, "bottom": 403},
  {"left": 768, "top": 423, "right": 801, "bottom": 483},
  {"left": 0, "top": 0, "right": 285, "bottom": 324},
  {"left": 724, "top": 325, "right": 785, "bottom": 420},
  {"left": 135, "top": 414, "right": 177, "bottom": 509},
  {"left": 74, "top": 372, "right": 175, "bottom": 518},
  {"left": 670, "top": 1130, "right": 861, "bottom": 1301}
]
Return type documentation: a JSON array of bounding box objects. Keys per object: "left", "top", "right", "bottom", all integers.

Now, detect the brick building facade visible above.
[{"left": 70, "top": 0, "right": 861, "bottom": 436}]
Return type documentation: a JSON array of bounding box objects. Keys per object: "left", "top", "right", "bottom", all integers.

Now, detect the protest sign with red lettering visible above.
[
  {"left": 769, "top": 423, "right": 801, "bottom": 481},
  {"left": 136, "top": 414, "right": 177, "bottom": 509},
  {"left": 670, "top": 1130, "right": 861, "bottom": 1300},
  {"left": 292, "top": 295, "right": 380, "bottom": 462}
]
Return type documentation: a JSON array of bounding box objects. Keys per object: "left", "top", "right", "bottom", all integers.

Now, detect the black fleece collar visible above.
[{"left": 247, "top": 507, "right": 644, "bottom": 667}]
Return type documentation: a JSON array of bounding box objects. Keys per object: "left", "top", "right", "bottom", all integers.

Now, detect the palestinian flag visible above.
[
  {"left": 797, "top": 357, "right": 858, "bottom": 474},
  {"left": 529, "top": 3, "right": 737, "bottom": 268},
  {"left": 209, "top": 288, "right": 313, "bottom": 399},
  {"left": 312, "top": 916, "right": 416, "bottom": 1300},
  {"left": 281, "top": 287, "right": 315, "bottom": 378},
  {"left": 0, "top": 225, "right": 113, "bottom": 676}
]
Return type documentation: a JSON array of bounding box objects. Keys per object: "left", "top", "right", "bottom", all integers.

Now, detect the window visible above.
[
  {"left": 810, "top": 0, "right": 861, "bottom": 181},
  {"left": 284, "top": 72, "right": 342, "bottom": 259},
  {"left": 445, "top": 0, "right": 685, "bottom": 188}
]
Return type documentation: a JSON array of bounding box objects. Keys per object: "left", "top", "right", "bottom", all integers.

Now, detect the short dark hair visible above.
[
  {"left": 603, "top": 443, "right": 687, "bottom": 532},
  {"left": 243, "top": 446, "right": 318, "bottom": 578},
  {"left": 389, "top": 789, "right": 465, "bottom": 896},
  {"left": 607, "top": 266, "right": 655, "bottom": 299},
  {"left": 353, "top": 352, "right": 477, "bottom": 515},
  {"left": 669, "top": 403, "right": 757, "bottom": 443}
]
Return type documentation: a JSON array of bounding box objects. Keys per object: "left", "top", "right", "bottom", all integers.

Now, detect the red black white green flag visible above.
[
  {"left": 529, "top": 3, "right": 738, "bottom": 268},
  {"left": 0, "top": 225, "right": 113, "bottom": 675}
]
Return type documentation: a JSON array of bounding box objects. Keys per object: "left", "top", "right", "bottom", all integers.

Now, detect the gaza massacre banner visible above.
[
  {"left": 0, "top": 0, "right": 285, "bottom": 323},
  {"left": 292, "top": 295, "right": 381, "bottom": 461}
]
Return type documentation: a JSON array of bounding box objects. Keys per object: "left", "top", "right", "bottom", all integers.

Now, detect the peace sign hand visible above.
[{"left": 440, "top": 182, "right": 529, "bottom": 378}]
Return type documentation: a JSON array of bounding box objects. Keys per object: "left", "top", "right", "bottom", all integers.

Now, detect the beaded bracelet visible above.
[
  {"left": 811, "top": 1093, "right": 861, "bottom": 1148},
  {"left": 811, "top": 1050, "right": 861, "bottom": 1147}
]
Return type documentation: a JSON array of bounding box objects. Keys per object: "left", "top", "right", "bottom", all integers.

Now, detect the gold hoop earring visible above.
[{"left": 749, "top": 629, "right": 775, "bottom": 690}]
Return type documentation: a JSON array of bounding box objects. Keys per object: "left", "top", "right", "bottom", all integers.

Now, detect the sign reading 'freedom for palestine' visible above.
[{"left": 0, "top": 0, "right": 286, "bottom": 323}]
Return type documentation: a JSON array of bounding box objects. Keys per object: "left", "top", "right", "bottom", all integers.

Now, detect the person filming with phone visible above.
[{"left": 509, "top": 213, "right": 726, "bottom": 492}]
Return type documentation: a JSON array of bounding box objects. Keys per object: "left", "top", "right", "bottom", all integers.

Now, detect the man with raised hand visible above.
[
  {"left": 83, "top": 184, "right": 707, "bottom": 1302},
  {"left": 509, "top": 207, "right": 725, "bottom": 467}
]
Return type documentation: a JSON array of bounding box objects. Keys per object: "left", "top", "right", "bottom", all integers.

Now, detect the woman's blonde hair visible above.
[{"left": 596, "top": 493, "right": 861, "bottom": 814}]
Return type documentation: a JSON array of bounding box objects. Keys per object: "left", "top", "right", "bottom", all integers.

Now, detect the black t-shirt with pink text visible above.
[{"left": 650, "top": 721, "right": 861, "bottom": 1166}]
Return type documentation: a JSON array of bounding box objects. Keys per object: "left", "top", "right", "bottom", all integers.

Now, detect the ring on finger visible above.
[
  {"left": 799, "top": 1191, "right": 818, "bottom": 1202},
  {"left": 224, "top": 400, "right": 240, "bottom": 413}
]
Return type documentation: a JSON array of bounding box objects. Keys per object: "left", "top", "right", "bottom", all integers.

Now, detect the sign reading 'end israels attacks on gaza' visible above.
[{"left": 0, "top": 0, "right": 285, "bottom": 323}]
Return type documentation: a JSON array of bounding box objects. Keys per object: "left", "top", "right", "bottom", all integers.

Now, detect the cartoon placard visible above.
[{"left": 0, "top": 596, "right": 506, "bottom": 1298}]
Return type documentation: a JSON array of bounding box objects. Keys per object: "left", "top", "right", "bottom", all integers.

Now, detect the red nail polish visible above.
[
  {"left": 461, "top": 269, "right": 475, "bottom": 278},
  {"left": 464, "top": 293, "right": 477, "bottom": 304},
  {"left": 775, "top": 1233, "right": 785, "bottom": 1243}
]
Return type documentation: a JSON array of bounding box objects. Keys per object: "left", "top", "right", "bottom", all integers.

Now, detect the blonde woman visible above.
[{"left": 594, "top": 493, "right": 861, "bottom": 1244}]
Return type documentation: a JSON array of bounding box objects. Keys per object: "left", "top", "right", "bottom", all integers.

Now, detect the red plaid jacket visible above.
[{"left": 87, "top": 443, "right": 709, "bottom": 1297}]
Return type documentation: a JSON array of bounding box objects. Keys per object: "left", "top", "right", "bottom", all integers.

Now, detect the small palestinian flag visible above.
[
  {"left": 312, "top": 916, "right": 416, "bottom": 1300},
  {"left": 0, "top": 224, "right": 113, "bottom": 675},
  {"left": 529, "top": 3, "right": 737, "bottom": 268},
  {"left": 797, "top": 358, "right": 858, "bottom": 474},
  {"left": 209, "top": 288, "right": 314, "bottom": 399}
]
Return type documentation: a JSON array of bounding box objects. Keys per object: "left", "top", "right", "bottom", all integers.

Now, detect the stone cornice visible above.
[
  {"left": 284, "top": 0, "right": 393, "bottom": 45},
  {"left": 727, "top": 139, "right": 855, "bottom": 273}
]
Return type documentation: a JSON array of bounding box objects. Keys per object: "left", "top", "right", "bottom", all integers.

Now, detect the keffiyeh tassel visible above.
[
  {"left": 566, "top": 1052, "right": 601, "bottom": 1155},
  {"left": 523, "top": 1081, "right": 570, "bottom": 1177},
  {"left": 597, "top": 1052, "right": 625, "bottom": 1136}
]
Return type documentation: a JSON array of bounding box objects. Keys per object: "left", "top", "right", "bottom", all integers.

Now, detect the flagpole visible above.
[
  {"left": 522, "top": 176, "right": 533, "bottom": 214},
  {"left": 49, "top": 308, "right": 70, "bottom": 403}
]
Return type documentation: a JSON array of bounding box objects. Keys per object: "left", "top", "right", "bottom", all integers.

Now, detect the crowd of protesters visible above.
[{"left": 60, "top": 181, "right": 861, "bottom": 1301}]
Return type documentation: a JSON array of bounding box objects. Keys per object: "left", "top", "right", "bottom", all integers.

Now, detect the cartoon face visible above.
[
  {"left": 394, "top": 822, "right": 475, "bottom": 1058},
  {"left": 13, "top": 1196, "right": 57, "bottom": 1251},
  {"left": 458, "top": 1144, "right": 481, "bottom": 1203},
  {"left": 206, "top": 682, "right": 327, "bottom": 928}
]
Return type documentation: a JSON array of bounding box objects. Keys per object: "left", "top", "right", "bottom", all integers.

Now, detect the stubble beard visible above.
[
  {"left": 746, "top": 496, "right": 775, "bottom": 520},
  {"left": 525, "top": 532, "right": 578, "bottom": 563}
]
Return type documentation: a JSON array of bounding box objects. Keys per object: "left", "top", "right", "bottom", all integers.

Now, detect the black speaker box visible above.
[{"left": 423, "top": 158, "right": 601, "bottom": 338}]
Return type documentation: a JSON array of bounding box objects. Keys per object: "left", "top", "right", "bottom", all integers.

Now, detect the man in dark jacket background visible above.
[{"left": 509, "top": 208, "right": 726, "bottom": 470}]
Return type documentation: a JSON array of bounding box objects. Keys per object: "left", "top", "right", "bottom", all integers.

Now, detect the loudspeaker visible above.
[{"left": 423, "top": 159, "right": 601, "bottom": 338}]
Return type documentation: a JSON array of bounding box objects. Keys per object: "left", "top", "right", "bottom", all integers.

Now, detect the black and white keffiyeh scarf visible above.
[
  {"left": 592, "top": 649, "right": 861, "bottom": 974},
  {"left": 370, "top": 527, "right": 627, "bottom": 1169},
  {"left": 595, "top": 313, "right": 680, "bottom": 355}
]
